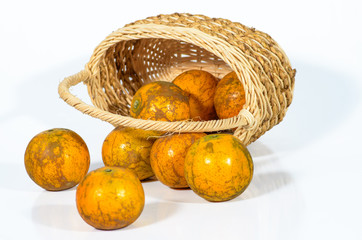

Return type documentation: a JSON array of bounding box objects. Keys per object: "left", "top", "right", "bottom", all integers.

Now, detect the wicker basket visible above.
[{"left": 58, "top": 13, "right": 296, "bottom": 146}]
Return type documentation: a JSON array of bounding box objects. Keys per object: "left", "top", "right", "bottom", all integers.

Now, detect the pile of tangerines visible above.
[{"left": 24, "top": 70, "right": 254, "bottom": 230}]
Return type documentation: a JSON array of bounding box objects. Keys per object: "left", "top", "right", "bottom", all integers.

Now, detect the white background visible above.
[{"left": 1, "top": 0, "right": 361, "bottom": 239}]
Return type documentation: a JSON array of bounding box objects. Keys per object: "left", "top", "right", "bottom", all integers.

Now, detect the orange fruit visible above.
[
  {"left": 150, "top": 132, "right": 206, "bottom": 188},
  {"left": 102, "top": 127, "right": 162, "bottom": 180},
  {"left": 214, "top": 71, "right": 246, "bottom": 119},
  {"left": 173, "top": 70, "right": 218, "bottom": 121},
  {"left": 130, "top": 81, "right": 190, "bottom": 121},
  {"left": 76, "top": 166, "right": 145, "bottom": 230},
  {"left": 184, "top": 134, "right": 253, "bottom": 202},
  {"left": 24, "top": 128, "right": 90, "bottom": 191}
]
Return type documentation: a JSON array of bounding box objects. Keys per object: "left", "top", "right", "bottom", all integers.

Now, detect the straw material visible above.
[{"left": 58, "top": 13, "right": 296, "bottom": 146}]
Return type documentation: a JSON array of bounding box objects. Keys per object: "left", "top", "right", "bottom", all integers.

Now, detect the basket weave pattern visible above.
[{"left": 58, "top": 13, "right": 296, "bottom": 146}]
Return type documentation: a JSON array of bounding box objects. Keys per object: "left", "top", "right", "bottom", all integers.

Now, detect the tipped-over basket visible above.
[{"left": 58, "top": 13, "right": 296, "bottom": 146}]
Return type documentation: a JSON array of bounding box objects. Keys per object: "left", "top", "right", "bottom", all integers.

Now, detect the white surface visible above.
[{"left": 1, "top": 0, "right": 362, "bottom": 239}]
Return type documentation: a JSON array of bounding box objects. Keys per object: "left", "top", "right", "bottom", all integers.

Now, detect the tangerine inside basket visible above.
[
  {"left": 91, "top": 38, "right": 233, "bottom": 116},
  {"left": 59, "top": 13, "right": 296, "bottom": 146}
]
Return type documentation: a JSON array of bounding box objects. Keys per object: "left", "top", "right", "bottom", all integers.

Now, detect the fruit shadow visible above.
[
  {"left": 124, "top": 201, "right": 180, "bottom": 230},
  {"left": 239, "top": 170, "right": 292, "bottom": 201},
  {"left": 30, "top": 190, "right": 91, "bottom": 232},
  {"left": 31, "top": 204, "right": 93, "bottom": 232},
  {"left": 236, "top": 141, "right": 292, "bottom": 200},
  {"left": 31, "top": 200, "right": 178, "bottom": 231}
]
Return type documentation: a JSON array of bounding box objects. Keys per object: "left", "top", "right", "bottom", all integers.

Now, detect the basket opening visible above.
[{"left": 95, "top": 38, "right": 234, "bottom": 116}]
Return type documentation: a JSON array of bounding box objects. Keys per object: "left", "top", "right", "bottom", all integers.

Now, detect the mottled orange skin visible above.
[
  {"left": 76, "top": 167, "right": 145, "bottom": 230},
  {"left": 24, "top": 128, "right": 90, "bottom": 191},
  {"left": 102, "top": 127, "right": 162, "bottom": 180},
  {"left": 130, "top": 81, "right": 191, "bottom": 121},
  {"left": 173, "top": 70, "right": 218, "bottom": 121},
  {"left": 184, "top": 134, "right": 253, "bottom": 202},
  {"left": 214, "top": 72, "right": 246, "bottom": 119},
  {"left": 150, "top": 132, "right": 206, "bottom": 188}
]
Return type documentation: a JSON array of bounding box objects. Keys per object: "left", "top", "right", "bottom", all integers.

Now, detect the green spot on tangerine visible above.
[
  {"left": 202, "top": 134, "right": 224, "bottom": 142},
  {"left": 131, "top": 97, "right": 143, "bottom": 116},
  {"left": 205, "top": 142, "right": 214, "bottom": 153},
  {"left": 133, "top": 99, "right": 140, "bottom": 110}
]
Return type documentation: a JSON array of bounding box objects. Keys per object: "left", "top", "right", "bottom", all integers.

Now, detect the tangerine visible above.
[
  {"left": 214, "top": 71, "right": 246, "bottom": 119},
  {"left": 102, "top": 127, "right": 162, "bottom": 180},
  {"left": 150, "top": 132, "right": 206, "bottom": 188},
  {"left": 24, "top": 128, "right": 90, "bottom": 191},
  {"left": 130, "top": 81, "right": 190, "bottom": 121},
  {"left": 76, "top": 166, "right": 145, "bottom": 230},
  {"left": 184, "top": 134, "right": 253, "bottom": 202},
  {"left": 173, "top": 70, "right": 218, "bottom": 121}
]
